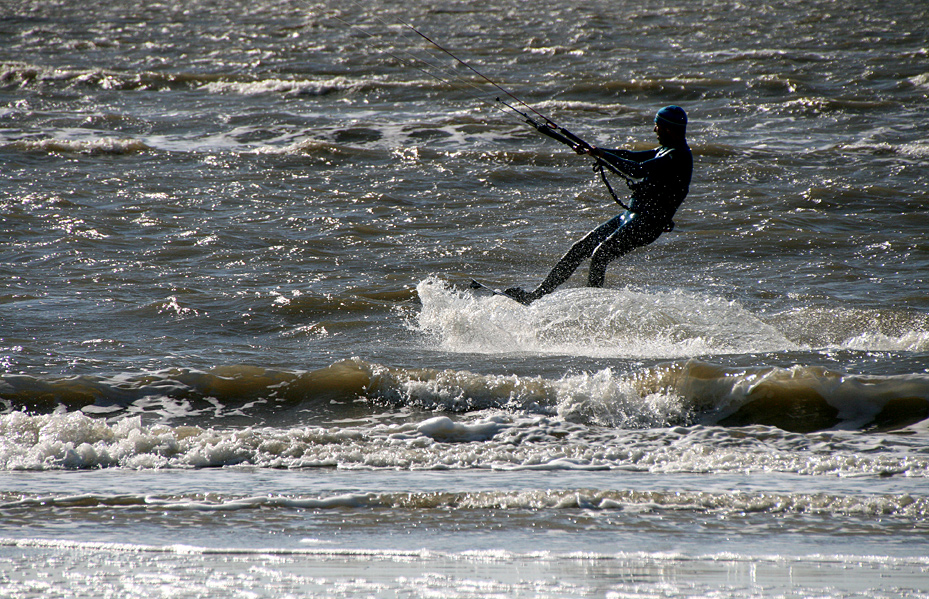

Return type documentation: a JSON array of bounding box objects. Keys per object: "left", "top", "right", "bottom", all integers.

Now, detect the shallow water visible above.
[{"left": 2, "top": 0, "right": 928, "bottom": 596}]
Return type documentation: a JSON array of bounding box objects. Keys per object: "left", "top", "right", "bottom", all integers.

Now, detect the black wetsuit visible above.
[{"left": 512, "top": 141, "right": 692, "bottom": 302}]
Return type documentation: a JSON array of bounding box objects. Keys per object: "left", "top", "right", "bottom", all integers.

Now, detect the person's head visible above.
[{"left": 654, "top": 105, "right": 687, "bottom": 145}]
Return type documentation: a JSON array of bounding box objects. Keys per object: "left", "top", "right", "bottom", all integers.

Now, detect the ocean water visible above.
[{"left": 2, "top": 0, "right": 928, "bottom": 597}]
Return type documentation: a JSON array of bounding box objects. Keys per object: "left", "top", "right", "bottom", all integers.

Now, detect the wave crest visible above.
[{"left": 4, "top": 137, "right": 151, "bottom": 155}]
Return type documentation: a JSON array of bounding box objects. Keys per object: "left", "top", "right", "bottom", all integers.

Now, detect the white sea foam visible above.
[
  {"left": 198, "top": 75, "right": 433, "bottom": 97},
  {"left": 416, "top": 277, "right": 797, "bottom": 358},
  {"left": 414, "top": 415, "right": 506, "bottom": 442},
  {"left": 840, "top": 330, "right": 929, "bottom": 352},
  {"left": 2, "top": 404, "right": 926, "bottom": 475},
  {"left": 199, "top": 77, "right": 359, "bottom": 96},
  {"left": 5, "top": 137, "right": 151, "bottom": 154}
]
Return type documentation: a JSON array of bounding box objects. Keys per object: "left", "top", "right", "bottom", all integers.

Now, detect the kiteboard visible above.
[
  {"left": 469, "top": 279, "right": 507, "bottom": 297},
  {"left": 468, "top": 280, "right": 530, "bottom": 304}
]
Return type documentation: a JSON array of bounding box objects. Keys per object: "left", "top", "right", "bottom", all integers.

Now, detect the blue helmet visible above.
[{"left": 655, "top": 105, "right": 687, "bottom": 128}]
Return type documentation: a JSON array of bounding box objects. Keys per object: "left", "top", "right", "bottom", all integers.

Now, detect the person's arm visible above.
[
  {"left": 601, "top": 148, "right": 657, "bottom": 162},
  {"left": 589, "top": 147, "right": 660, "bottom": 178}
]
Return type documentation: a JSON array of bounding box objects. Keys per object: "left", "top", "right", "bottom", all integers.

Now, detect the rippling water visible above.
[{"left": 2, "top": 0, "right": 928, "bottom": 597}]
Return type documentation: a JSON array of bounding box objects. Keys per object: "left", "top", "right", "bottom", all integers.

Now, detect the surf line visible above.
[{"left": 333, "top": 5, "right": 636, "bottom": 207}]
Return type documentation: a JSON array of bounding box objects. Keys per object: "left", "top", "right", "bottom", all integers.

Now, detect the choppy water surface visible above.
[{"left": 2, "top": 0, "right": 928, "bottom": 596}]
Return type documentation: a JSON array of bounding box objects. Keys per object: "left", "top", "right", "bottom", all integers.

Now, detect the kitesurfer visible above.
[{"left": 504, "top": 105, "right": 693, "bottom": 305}]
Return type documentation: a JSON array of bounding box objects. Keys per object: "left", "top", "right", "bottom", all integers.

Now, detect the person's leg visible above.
[
  {"left": 587, "top": 216, "right": 663, "bottom": 288},
  {"left": 506, "top": 214, "right": 627, "bottom": 304}
]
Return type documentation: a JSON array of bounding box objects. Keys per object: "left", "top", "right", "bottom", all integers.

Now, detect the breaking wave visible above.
[
  {"left": 3, "top": 137, "right": 152, "bottom": 155},
  {"left": 2, "top": 355, "right": 928, "bottom": 471},
  {"left": 2, "top": 358, "right": 928, "bottom": 432}
]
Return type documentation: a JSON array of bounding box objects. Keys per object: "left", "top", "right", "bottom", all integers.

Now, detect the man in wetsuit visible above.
[{"left": 504, "top": 105, "right": 693, "bottom": 305}]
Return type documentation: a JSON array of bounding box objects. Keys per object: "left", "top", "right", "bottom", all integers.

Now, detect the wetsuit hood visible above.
[{"left": 655, "top": 105, "right": 687, "bottom": 129}]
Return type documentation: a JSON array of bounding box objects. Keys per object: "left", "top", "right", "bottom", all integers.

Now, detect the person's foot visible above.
[{"left": 503, "top": 287, "right": 536, "bottom": 306}]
